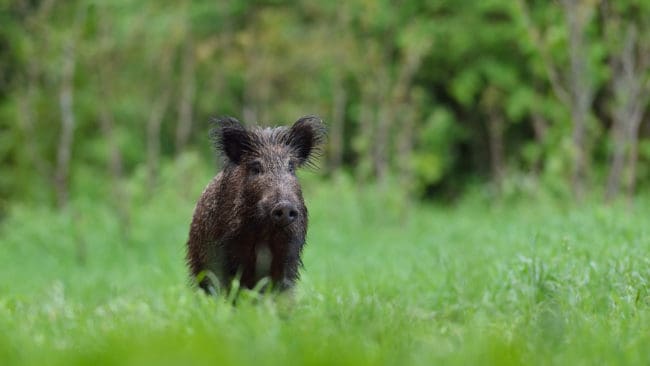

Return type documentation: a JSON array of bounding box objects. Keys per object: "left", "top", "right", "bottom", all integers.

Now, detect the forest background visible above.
[{"left": 2, "top": 0, "right": 650, "bottom": 213}]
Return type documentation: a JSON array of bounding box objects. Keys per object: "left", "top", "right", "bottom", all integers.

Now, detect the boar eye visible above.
[
  {"left": 249, "top": 161, "right": 263, "bottom": 175},
  {"left": 288, "top": 161, "right": 296, "bottom": 174}
]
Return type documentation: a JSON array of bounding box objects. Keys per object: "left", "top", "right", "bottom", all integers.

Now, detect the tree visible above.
[
  {"left": 517, "top": 0, "right": 601, "bottom": 199},
  {"left": 602, "top": 0, "right": 650, "bottom": 201}
]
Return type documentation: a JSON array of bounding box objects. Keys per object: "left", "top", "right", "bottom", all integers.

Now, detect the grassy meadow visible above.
[{"left": 1, "top": 156, "right": 650, "bottom": 365}]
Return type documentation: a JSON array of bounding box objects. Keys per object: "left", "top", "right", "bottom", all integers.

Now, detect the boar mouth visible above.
[{"left": 272, "top": 220, "right": 299, "bottom": 232}]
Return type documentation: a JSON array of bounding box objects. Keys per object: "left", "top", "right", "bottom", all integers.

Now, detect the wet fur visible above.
[{"left": 186, "top": 116, "right": 325, "bottom": 293}]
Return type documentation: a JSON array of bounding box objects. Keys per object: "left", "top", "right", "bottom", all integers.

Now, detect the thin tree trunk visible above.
[
  {"left": 625, "top": 60, "right": 650, "bottom": 201},
  {"left": 606, "top": 121, "right": 627, "bottom": 200},
  {"left": 570, "top": 109, "right": 588, "bottom": 199},
  {"left": 97, "top": 14, "right": 124, "bottom": 187},
  {"left": 54, "top": 5, "right": 87, "bottom": 209},
  {"left": 328, "top": 74, "right": 346, "bottom": 173},
  {"left": 519, "top": 0, "right": 596, "bottom": 199},
  {"left": 373, "top": 44, "right": 429, "bottom": 183},
  {"left": 146, "top": 89, "right": 172, "bottom": 190},
  {"left": 396, "top": 103, "right": 416, "bottom": 190},
  {"left": 482, "top": 86, "right": 507, "bottom": 192},
  {"left": 624, "top": 90, "right": 649, "bottom": 200},
  {"left": 626, "top": 132, "right": 640, "bottom": 200},
  {"left": 605, "top": 48, "right": 636, "bottom": 202},
  {"left": 487, "top": 112, "right": 506, "bottom": 192},
  {"left": 374, "top": 80, "right": 391, "bottom": 182},
  {"left": 18, "top": 64, "right": 50, "bottom": 178},
  {"left": 55, "top": 6, "right": 87, "bottom": 264},
  {"left": 99, "top": 103, "right": 131, "bottom": 237},
  {"left": 98, "top": 89, "right": 131, "bottom": 238},
  {"left": 355, "top": 85, "right": 375, "bottom": 182},
  {"left": 99, "top": 106, "right": 123, "bottom": 185},
  {"left": 15, "top": 0, "right": 56, "bottom": 193},
  {"left": 175, "top": 40, "right": 196, "bottom": 154},
  {"left": 95, "top": 11, "right": 131, "bottom": 240},
  {"left": 146, "top": 51, "right": 173, "bottom": 191},
  {"left": 55, "top": 39, "right": 77, "bottom": 209},
  {"left": 562, "top": 0, "right": 595, "bottom": 200},
  {"left": 601, "top": 2, "right": 650, "bottom": 201}
]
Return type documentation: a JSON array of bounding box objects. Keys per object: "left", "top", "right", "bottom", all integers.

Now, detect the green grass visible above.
[{"left": 1, "top": 159, "right": 650, "bottom": 365}]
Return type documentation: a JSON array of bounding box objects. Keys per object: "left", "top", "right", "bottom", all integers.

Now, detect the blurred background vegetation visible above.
[
  {"left": 3, "top": 4, "right": 650, "bottom": 364},
  {"left": 1, "top": 0, "right": 650, "bottom": 215}
]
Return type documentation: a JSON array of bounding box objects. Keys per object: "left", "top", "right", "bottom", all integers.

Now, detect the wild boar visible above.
[{"left": 186, "top": 115, "right": 325, "bottom": 294}]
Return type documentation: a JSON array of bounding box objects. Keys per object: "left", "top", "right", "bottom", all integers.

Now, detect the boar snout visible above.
[{"left": 270, "top": 201, "right": 299, "bottom": 226}]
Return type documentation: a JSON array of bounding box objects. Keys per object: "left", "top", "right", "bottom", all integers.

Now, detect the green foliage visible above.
[
  {"left": 412, "top": 107, "right": 461, "bottom": 193},
  {"left": 1, "top": 0, "right": 650, "bottom": 208}
]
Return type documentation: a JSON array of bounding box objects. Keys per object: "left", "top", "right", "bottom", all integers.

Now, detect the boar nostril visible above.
[{"left": 271, "top": 203, "right": 299, "bottom": 226}]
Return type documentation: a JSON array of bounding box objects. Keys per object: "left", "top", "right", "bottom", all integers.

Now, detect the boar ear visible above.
[
  {"left": 287, "top": 115, "right": 326, "bottom": 166},
  {"left": 210, "top": 116, "right": 253, "bottom": 164}
]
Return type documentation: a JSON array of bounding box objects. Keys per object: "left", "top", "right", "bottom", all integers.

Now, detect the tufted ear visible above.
[
  {"left": 286, "top": 115, "right": 327, "bottom": 166},
  {"left": 210, "top": 116, "right": 253, "bottom": 164}
]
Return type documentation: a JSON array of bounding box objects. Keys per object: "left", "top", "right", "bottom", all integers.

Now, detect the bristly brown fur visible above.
[
  {"left": 187, "top": 115, "right": 326, "bottom": 294},
  {"left": 284, "top": 115, "right": 327, "bottom": 169},
  {"left": 210, "top": 115, "right": 326, "bottom": 168}
]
